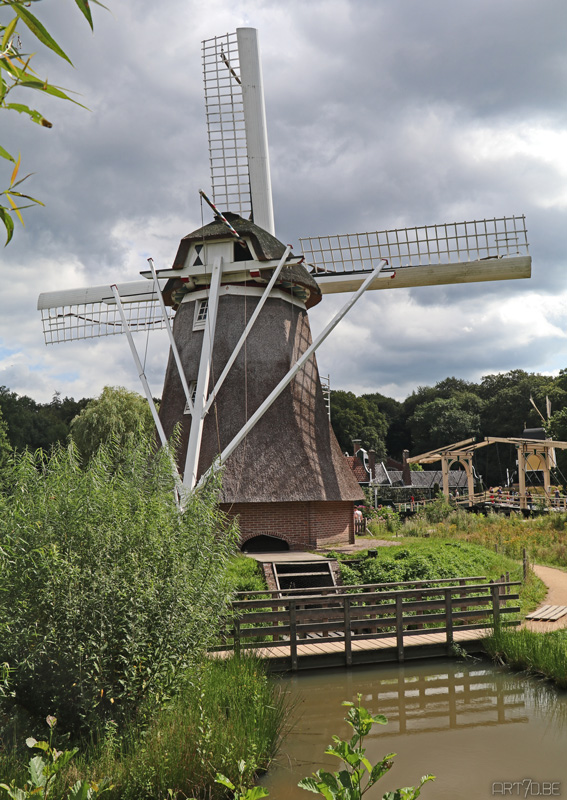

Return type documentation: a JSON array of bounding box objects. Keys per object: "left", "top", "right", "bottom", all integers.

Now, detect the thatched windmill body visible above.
[{"left": 38, "top": 28, "right": 532, "bottom": 551}]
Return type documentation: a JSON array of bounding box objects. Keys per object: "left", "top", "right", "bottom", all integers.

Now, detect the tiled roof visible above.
[
  {"left": 374, "top": 469, "right": 468, "bottom": 489},
  {"left": 345, "top": 455, "right": 370, "bottom": 483}
]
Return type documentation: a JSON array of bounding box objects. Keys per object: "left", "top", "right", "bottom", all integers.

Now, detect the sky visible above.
[{"left": 1, "top": 0, "right": 566, "bottom": 405}]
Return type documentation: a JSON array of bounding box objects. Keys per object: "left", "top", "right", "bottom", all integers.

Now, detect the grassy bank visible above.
[
  {"left": 374, "top": 500, "right": 567, "bottom": 569},
  {"left": 0, "top": 656, "right": 289, "bottom": 800},
  {"left": 484, "top": 627, "right": 567, "bottom": 689},
  {"left": 333, "top": 538, "right": 546, "bottom": 615}
]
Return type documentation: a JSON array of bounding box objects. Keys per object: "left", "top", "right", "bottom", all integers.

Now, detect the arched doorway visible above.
[{"left": 241, "top": 534, "right": 290, "bottom": 553}]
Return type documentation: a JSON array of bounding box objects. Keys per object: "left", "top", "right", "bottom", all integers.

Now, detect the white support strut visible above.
[
  {"left": 197, "top": 259, "right": 388, "bottom": 489},
  {"left": 110, "top": 285, "right": 183, "bottom": 497},
  {"left": 183, "top": 257, "right": 224, "bottom": 489},
  {"left": 203, "top": 244, "right": 292, "bottom": 415},
  {"left": 237, "top": 27, "right": 275, "bottom": 235},
  {"left": 148, "top": 258, "right": 194, "bottom": 416}
]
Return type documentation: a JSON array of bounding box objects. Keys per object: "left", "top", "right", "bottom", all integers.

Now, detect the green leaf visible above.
[
  {"left": 13, "top": 5, "right": 73, "bottom": 65},
  {"left": 368, "top": 755, "right": 394, "bottom": 786},
  {"left": 2, "top": 17, "right": 18, "bottom": 50},
  {"left": 28, "top": 755, "right": 47, "bottom": 788},
  {"left": 245, "top": 788, "right": 270, "bottom": 800},
  {"left": 17, "top": 78, "right": 89, "bottom": 109},
  {"left": 0, "top": 145, "right": 15, "bottom": 163},
  {"left": 214, "top": 774, "right": 235, "bottom": 792},
  {"left": 73, "top": 0, "right": 94, "bottom": 30},
  {"left": 0, "top": 206, "right": 15, "bottom": 245},
  {"left": 68, "top": 780, "right": 90, "bottom": 800},
  {"left": 0, "top": 783, "right": 28, "bottom": 800},
  {"left": 4, "top": 103, "right": 44, "bottom": 124},
  {"left": 297, "top": 777, "right": 323, "bottom": 795}
]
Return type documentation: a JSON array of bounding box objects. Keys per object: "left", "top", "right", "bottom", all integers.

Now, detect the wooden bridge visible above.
[{"left": 214, "top": 577, "right": 520, "bottom": 671}]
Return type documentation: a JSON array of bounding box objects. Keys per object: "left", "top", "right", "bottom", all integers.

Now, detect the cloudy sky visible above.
[{"left": 1, "top": 0, "right": 566, "bottom": 404}]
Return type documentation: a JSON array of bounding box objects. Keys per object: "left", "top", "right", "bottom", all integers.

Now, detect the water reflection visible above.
[{"left": 263, "top": 659, "right": 567, "bottom": 800}]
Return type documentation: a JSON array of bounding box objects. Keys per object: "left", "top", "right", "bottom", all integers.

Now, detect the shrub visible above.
[{"left": 0, "top": 436, "right": 239, "bottom": 738}]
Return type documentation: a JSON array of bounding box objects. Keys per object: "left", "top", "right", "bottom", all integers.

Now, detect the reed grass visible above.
[
  {"left": 0, "top": 656, "right": 290, "bottom": 800},
  {"left": 485, "top": 627, "right": 567, "bottom": 689}
]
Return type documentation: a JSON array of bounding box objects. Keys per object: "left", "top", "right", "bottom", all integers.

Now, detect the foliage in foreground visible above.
[
  {"left": 0, "top": 715, "right": 112, "bottom": 800},
  {"left": 0, "top": 658, "right": 288, "bottom": 800},
  {"left": 0, "top": 435, "right": 239, "bottom": 737},
  {"left": 485, "top": 627, "right": 567, "bottom": 690},
  {"left": 215, "top": 696, "right": 434, "bottom": 800},
  {"left": 1, "top": 0, "right": 105, "bottom": 244}
]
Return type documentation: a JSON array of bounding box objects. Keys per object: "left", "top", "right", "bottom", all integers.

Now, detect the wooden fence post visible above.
[
  {"left": 234, "top": 616, "right": 241, "bottom": 657},
  {"left": 445, "top": 588, "right": 453, "bottom": 653},
  {"left": 289, "top": 600, "right": 298, "bottom": 672},
  {"left": 491, "top": 584, "right": 501, "bottom": 633},
  {"left": 396, "top": 594, "right": 404, "bottom": 663},
  {"left": 344, "top": 596, "right": 352, "bottom": 667}
]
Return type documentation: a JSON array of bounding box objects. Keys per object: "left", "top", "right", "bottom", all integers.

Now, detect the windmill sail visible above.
[
  {"left": 37, "top": 280, "right": 171, "bottom": 344},
  {"left": 301, "top": 215, "right": 531, "bottom": 294},
  {"left": 203, "top": 29, "right": 274, "bottom": 233}
]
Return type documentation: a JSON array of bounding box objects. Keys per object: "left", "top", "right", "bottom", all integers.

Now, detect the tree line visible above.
[
  {"left": 3, "top": 368, "right": 567, "bottom": 487},
  {"left": 331, "top": 369, "right": 567, "bottom": 487}
]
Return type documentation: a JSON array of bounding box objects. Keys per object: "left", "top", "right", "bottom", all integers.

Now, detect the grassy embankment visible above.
[{"left": 362, "top": 501, "right": 567, "bottom": 684}]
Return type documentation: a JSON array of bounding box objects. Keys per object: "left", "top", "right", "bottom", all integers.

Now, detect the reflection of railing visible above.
[
  {"left": 370, "top": 667, "right": 528, "bottom": 735},
  {"left": 217, "top": 579, "right": 520, "bottom": 671}
]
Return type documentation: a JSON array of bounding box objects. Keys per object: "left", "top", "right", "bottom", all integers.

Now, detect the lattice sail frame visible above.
[
  {"left": 300, "top": 215, "right": 529, "bottom": 274},
  {"left": 202, "top": 32, "right": 251, "bottom": 218},
  {"left": 38, "top": 281, "right": 173, "bottom": 344}
]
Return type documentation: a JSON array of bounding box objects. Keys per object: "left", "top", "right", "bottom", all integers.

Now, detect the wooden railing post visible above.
[
  {"left": 344, "top": 596, "right": 352, "bottom": 667},
  {"left": 491, "top": 584, "right": 501, "bottom": 633},
  {"left": 234, "top": 616, "right": 241, "bottom": 657},
  {"left": 396, "top": 594, "right": 404, "bottom": 663},
  {"left": 523, "top": 548, "right": 528, "bottom": 581},
  {"left": 445, "top": 588, "right": 453, "bottom": 653},
  {"left": 289, "top": 600, "right": 298, "bottom": 672}
]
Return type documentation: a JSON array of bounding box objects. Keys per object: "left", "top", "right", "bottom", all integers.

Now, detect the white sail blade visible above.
[
  {"left": 202, "top": 31, "right": 250, "bottom": 219},
  {"left": 37, "top": 280, "right": 172, "bottom": 344},
  {"left": 300, "top": 215, "right": 531, "bottom": 294}
]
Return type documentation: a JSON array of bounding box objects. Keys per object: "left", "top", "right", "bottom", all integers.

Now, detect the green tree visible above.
[
  {"left": 0, "top": 386, "right": 87, "bottom": 451},
  {"left": 70, "top": 386, "right": 155, "bottom": 461},
  {"left": 0, "top": 434, "right": 238, "bottom": 736},
  {"left": 330, "top": 390, "right": 388, "bottom": 456},
  {"left": 408, "top": 393, "right": 483, "bottom": 455},
  {"left": 1, "top": 0, "right": 105, "bottom": 243}
]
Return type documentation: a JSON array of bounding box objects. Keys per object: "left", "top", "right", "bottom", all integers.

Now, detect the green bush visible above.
[{"left": 0, "top": 436, "right": 239, "bottom": 738}]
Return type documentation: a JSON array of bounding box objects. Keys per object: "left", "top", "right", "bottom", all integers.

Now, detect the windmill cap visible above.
[{"left": 172, "top": 213, "right": 322, "bottom": 306}]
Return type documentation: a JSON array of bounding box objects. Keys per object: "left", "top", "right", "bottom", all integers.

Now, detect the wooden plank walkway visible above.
[
  {"left": 525, "top": 604, "right": 567, "bottom": 621},
  {"left": 213, "top": 626, "right": 495, "bottom": 672}
]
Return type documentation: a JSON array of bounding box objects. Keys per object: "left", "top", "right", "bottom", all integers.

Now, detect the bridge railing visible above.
[{"left": 217, "top": 579, "right": 520, "bottom": 670}]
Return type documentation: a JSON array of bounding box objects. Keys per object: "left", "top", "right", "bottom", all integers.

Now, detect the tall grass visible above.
[
  {"left": 394, "top": 501, "right": 567, "bottom": 569},
  {"left": 74, "top": 656, "right": 289, "bottom": 800},
  {"left": 0, "top": 656, "right": 290, "bottom": 800},
  {"left": 485, "top": 628, "right": 567, "bottom": 689}
]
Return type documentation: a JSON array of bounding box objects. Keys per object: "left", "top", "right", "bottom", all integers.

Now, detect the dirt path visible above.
[{"left": 524, "top": 564, "right": 567, "bottom": 632}]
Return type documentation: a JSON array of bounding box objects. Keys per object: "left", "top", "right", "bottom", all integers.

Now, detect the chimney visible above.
[
  {"left": 368, "top": 449, "right": 376, "bottom": 480},
  {"left": 402, "top": 449, "right": 412, "bottom": 486},
  {"left": 352, "top": 438, "right": 362, "bottom": 457}
]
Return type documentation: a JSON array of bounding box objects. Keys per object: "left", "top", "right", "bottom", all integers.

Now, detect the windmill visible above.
[{"left": 38, "top": 28, "right": 531, "bottom": 552}]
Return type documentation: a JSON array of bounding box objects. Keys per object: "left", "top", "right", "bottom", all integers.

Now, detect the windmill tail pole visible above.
[
  {"left": 195, "top": 259, "right": 388, "bottom": 491},
  {"left": 199, "top": 189, "right": 244, "bottom": 242}
]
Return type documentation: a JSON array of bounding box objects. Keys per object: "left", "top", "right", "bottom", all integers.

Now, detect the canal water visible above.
[{"left": 261, "top": 658, "right": 567, "bottom": 799}]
